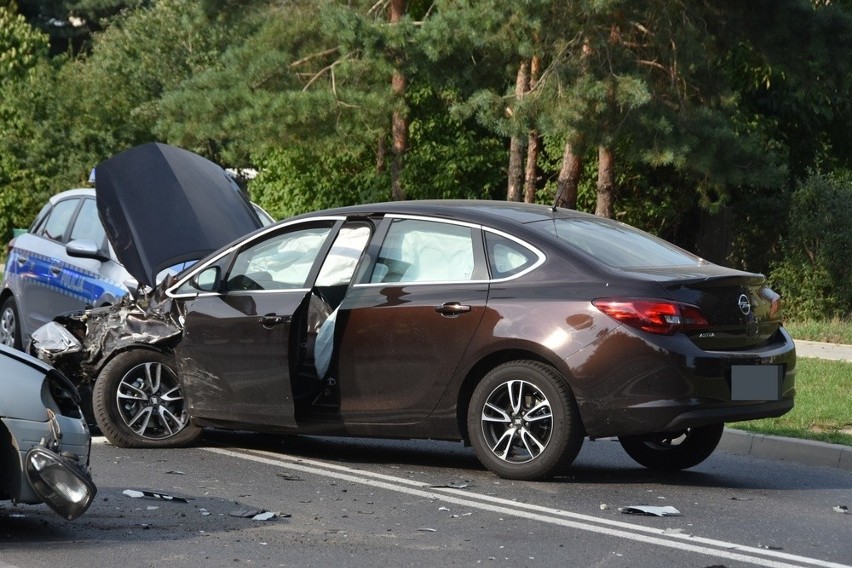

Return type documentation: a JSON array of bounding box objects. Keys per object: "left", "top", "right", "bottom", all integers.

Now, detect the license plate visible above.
[{"left": 730, "top": 365, "right": 783, "bottom": 401}]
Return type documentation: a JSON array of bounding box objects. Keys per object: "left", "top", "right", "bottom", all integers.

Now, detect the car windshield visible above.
[{"left": 529, "top": 217, "right": 703, "bottom": 269}]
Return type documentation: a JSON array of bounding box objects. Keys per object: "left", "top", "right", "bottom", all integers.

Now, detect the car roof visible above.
[
  {"left": 294, "top": 199, "right": 592, "bottom": 228},
  {"left": 48, "top": 187, "right": 95, "bottom": 204}
]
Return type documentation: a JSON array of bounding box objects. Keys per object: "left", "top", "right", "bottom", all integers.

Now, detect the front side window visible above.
[
  {"left": 69, "top": 198, "right": 107, "bottom": 246},
  {"left": 226, "top": 225, "right": 333, "bottom": 291},
  {"left": 40, "top": 198, "right": 80, "bottom": 242},
  {"left": 370, "top": 218, "right": 477, "bottom": 283}
]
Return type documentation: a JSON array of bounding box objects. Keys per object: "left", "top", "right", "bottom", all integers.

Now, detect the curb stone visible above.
[{"left": 720, "top": 429, "right": 852, "bottom": 472}]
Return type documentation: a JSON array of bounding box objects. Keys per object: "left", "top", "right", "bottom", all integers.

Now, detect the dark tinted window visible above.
[
  {"left": 485, "top": 232, "right": 540, "bottom": 279},
  {"left": 530, "top": 217, "right": 701, "bottom": 269}
]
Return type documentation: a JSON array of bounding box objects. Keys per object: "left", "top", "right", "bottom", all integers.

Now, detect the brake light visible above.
[{"left": 593, "top": 298, "right": 710, "bottom": 335}]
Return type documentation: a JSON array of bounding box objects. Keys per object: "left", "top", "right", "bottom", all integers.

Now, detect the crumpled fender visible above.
[{"left": 32, "top": 286, "right": 182, "bottom": 388}]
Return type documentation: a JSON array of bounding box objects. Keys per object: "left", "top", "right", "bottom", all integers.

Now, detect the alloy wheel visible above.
[
  {"left": 480, "top": 379, "right": 554, "bottom": 464},
  {"left": 0, "top": 306, "right": 17, "bottom": 348},
  {"left": 115, "top": 361, "right": 188, "bottom": 439}
]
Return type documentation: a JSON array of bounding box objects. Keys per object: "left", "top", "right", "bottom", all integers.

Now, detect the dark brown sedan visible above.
[
  {"left": 39, "top": 200, "right": 794, "bottom": 480},
  {"left": 32, "top": 146, "right": 795, "bottom": 480}
]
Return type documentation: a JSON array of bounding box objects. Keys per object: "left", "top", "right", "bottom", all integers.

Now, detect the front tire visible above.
[
  {"left": 93, "top": 350, "right": 201, "bottom": 448},
  {"left": 618, "top": 423, "right": 724, "bottom": 471},
  {"left": 0, "top": 297, "right": 21, "bottom": 350},
  {"left": 467, "top": 360, "right": 584, "bottom": 480}
]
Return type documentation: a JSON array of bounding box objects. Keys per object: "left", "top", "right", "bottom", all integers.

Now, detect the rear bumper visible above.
[{"left": 569, "top": 327, "right": 796, "bottom": 439}]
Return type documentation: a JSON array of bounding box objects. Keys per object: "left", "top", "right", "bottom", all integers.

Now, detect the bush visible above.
[{"left": 769, "top": 171, "right": 852, "bottom": 319}]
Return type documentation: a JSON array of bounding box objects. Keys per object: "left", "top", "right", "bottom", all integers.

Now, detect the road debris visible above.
[
  {"left": 833, "top": 505, "right": 848, "bottom": 514},
  {"left": 276, "top": 473, "right": 302, "bottom": 481},
  {"left": 228, "top": 508, "right": 288, "bottom": 521},
  {"left": 122, "top": 489, "right": 188, "bottom": 503},
  {"left": 617, "top": 505, "right": 681, "bottom": 517},
  {"left": 430, "top": 482, "right": 469, "bottom": 489}
]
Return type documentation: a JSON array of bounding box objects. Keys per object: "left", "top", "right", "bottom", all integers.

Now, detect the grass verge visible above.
[
  {"left": 784, "top": 317, "right": 852, "bottom": 344},
  {"left": 732, "top": 358, "right": 852, "bottom": 446}
]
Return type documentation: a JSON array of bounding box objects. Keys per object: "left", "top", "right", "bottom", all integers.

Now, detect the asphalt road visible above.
[{"left": 1, "top": 431, "right": 850, "bottom": 568}]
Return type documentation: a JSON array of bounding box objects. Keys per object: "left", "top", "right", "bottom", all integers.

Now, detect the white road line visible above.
[{"left": 204, "top": 446, "right": 850, "bottom": 568}]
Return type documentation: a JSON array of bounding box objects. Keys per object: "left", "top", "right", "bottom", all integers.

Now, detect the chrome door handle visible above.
[{"left": 435, "top": 302, "right": 471, "bottom": 317}]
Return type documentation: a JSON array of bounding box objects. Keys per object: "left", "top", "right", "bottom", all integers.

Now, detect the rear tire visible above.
[
  {"left": 467, "top": 360, "right": 584, "bottom": 480},
  {"left": 0, "top": 297, "right": 21, "bottom": 350},
  {"left": 618, "top": 423, "right": 724, "bottom": 471},
  {"left": 93, "top": 350, "right": 201, "bottom": 448}
]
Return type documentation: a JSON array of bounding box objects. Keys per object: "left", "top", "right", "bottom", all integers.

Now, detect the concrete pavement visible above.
[
  {"left": 718, "top": 339, "right": 851, "bottom": 471},
  {"left": 795, "top": 339, "right": 852, "bottom": 362}
]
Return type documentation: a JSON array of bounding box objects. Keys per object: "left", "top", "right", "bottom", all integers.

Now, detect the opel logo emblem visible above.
[{"left": 737, "top": 294, "right": 751, "bottom": 315}]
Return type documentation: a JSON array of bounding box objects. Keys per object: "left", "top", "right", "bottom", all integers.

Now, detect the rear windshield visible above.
[{"left": 528, "top": 217, "right": 703, "bottom": 269}]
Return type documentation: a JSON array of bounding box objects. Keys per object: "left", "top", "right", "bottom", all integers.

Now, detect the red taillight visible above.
[{"left": 592, "top": 298, "right": 710, "bottom": 335}]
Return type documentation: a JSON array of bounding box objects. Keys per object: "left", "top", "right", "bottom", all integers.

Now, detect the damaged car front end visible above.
[
  {"left": 32, "top": 285, "right": 186, "bottom": 431},
  {"left": 0, "top": 345, "right": 96, "bottom": 520}
]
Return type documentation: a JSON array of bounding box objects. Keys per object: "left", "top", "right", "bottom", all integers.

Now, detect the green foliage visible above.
[
  {"left": 402, "top": 85, "right": 506, "bottom": 200},
  {"left": 0, "top": 5, "right": 49, "bottom": 81},
  {"left": 734, "top": 359, "right": 852, "bottom": 446},
  {"left": 248, "top": 143, "right": 387, "bottom": 220},
  {"left": 769, "top": 171, "right": 852, "bottom": 319}
]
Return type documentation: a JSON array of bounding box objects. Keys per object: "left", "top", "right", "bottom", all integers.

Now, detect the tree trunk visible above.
[
  {"left": 390, "top": 0, "right": 407, "bottom": 201},
  {"left": 523, "top": 56, "right": 541, "bottom": 204},
  {"left": 523, "top": 132, "right": 540, "bottom": 203},
  {"left": 595, "top": 145, "right": 615, "bottom": 218},
  {"left": 554, "top": 141, "right": 582, "bottom": 209},
  {"left": 507, "top": 60, "right": 529, "bottom": 202}
]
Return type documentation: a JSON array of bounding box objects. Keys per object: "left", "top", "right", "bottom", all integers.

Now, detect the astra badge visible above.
[{"left": 737, "top": 294, "right": 751, "bottom": 315}]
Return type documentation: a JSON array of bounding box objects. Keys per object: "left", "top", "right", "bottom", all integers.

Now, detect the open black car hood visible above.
[{"left": 96, "top": 143, "right": 263, "bottom": 288}]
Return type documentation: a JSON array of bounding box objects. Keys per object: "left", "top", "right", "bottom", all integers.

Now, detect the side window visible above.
[
  {"left": 484, "top": 231, "right": 540, "bottom": 279},
  {"left": 370, "top": 218, "right": 476, "bottom": 283},
  {"left": 226, "top": 225, "right": 333, "bottom": 291},
  {"left": 315, "top": 224, "right": 372, "bottom": 287},
  {"left": 39, "top": 198, "right": 80, "bottom": 243},
  {"left": 69, "top": 198, "right": 107, "bottom": 247}
]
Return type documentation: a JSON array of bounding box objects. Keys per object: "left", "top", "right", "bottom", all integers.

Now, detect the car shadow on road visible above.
[{"left": 199, "top": 429, "right": 849, "bottom": 491}]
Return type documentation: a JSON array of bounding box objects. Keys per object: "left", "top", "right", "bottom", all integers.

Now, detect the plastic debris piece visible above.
[
  {"left": 165, "top": 470, "right": 186, "bottom": 475},
  {"left": 599, "top": 504, "right": 609, "bottom": 511},
  {"left": 122, "top": 489, "right": 188, "bottom": 503},
  {"left": 229, "top": 508, "right": 263, "bottom": 518},
  {"left": 430, "top": 482, "right": 469, "bottom": 489},
  {"left": 617, "top": 505, "right": 681, "bottom": 517},
  {"left": 759, "top": 544, "right": 783, "bottom": 551},
  {"left": 438, "top": 506, "right": 450, "bottom": 512},
  {"left": 252, "top": 511, "right": 277, "bottom": 521},
  {"left": 417, "top": 527, "right": 437, "bottom": 532},
  {"left": 663, "top": 528, "right": 691, "bottom": 536},
  {"left": 833, "top": 505, "right": 849, "bottom": 514}
]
